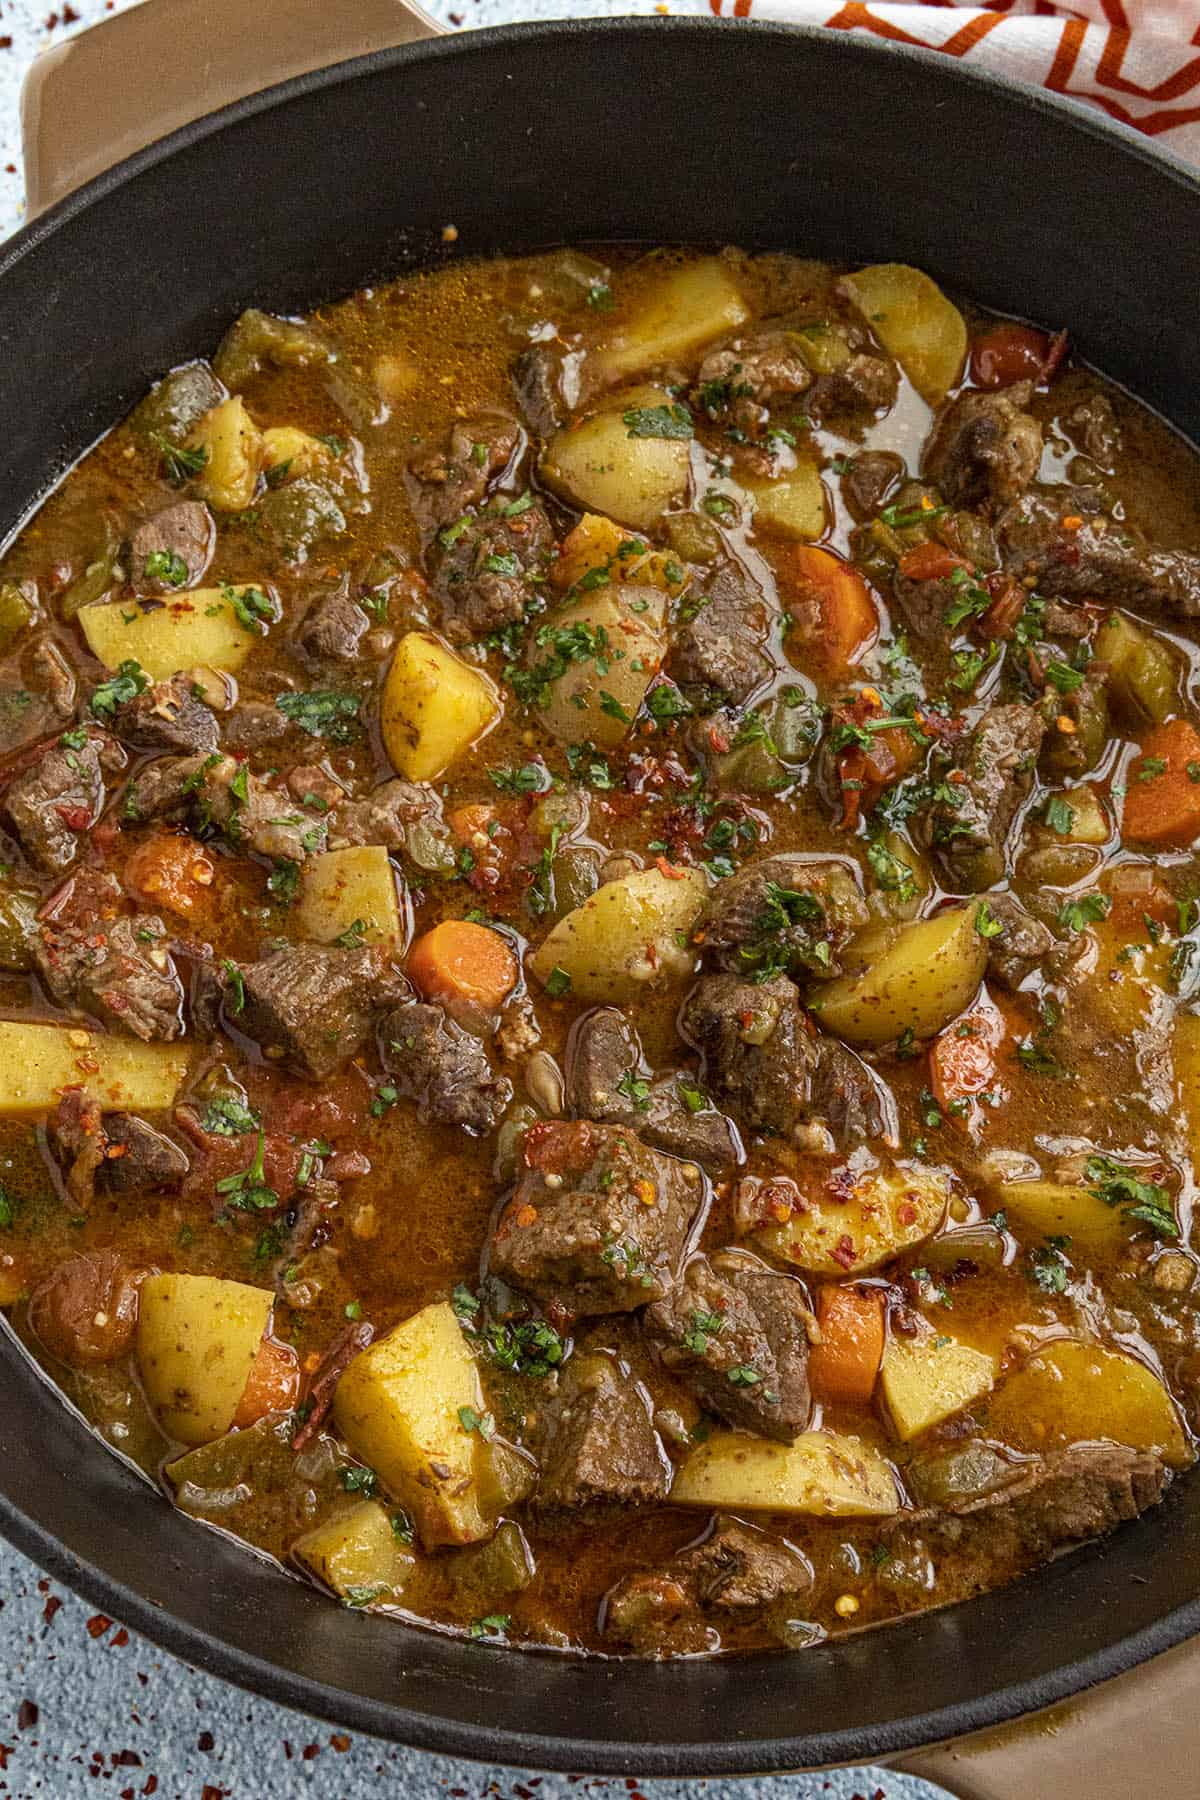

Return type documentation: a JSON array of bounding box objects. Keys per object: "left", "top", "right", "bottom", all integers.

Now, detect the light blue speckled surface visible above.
[{"left": 0, "top": 3, "right": 957, "bottom": 1793}]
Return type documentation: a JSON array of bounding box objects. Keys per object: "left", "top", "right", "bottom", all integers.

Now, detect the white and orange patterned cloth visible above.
[{"left": 708, "top": 0, "right": 1200, "bottom": 161}]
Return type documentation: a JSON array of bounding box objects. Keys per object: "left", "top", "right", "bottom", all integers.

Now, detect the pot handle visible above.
[
  {"left": 893, "top": 1636, "right": 1198, "bottom": 1799},
  {"left": 20, "top": 0, "right": 444, "bottom": 219}
]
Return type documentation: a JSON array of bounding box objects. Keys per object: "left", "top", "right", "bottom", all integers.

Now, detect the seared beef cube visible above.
[
  {"left": 680, "top": 975, "right": 818, "bottom": 1140},
  {"left": 670, "top": 563, "right": 774, "bottom": 708},
  {"left": 536, "top": 1338, "right": 669, "bottom": 1509},
  {"left": 294, "top": 576, "right": 370, "bottom": 662},
  {"left": 1000, "top": 484, "right": 1200, "bottom": 620},
  {"left": 644, "top": 1251, "right": 812, "bottom": 1441},
  {"left": 915, "top": 703, "right": 1044, "bottom": 891},
  {"left": 197, "top": 756, "right": 328, "bottom": 864},
  {"left": 512, "top": 344, "right": 564, "bottom": 438},
  {"left": 809, "top": 1037, "right": 893, "bottom": 1144},
  {"left": 4, "top": 730, "right": 122, "bottom": 873},
  {"left": 127, "top": 501, "right": 214, "bottom": 592},
  {"left": 565, "top": 1007, "right": 739, "bottom": 1175},
  {"left": 35, "top": 874, "right": 183, "bottom": 1041},
  {"left": 406, "top": 412, "right": 521, "bottom": 535},
  {"left": 923, "top": 383, "right": 1042, "bottom": 512},
  {"left": 430, "top": 501, "right": 552, "bottom": 644},
  {"left": 980, "top": 891, "right": 1058, "bottom": 989},
  {"left": 225, "top": 945, "right": 399, "bottom": 1077},
  {"left": 695, "top": 325, "right": 815, "bottom": 414},
  {"left": 112, "top": 674, "right": 219, "bottom": 754},
  {"left": 840, "top": 450, "right": 905, "bottom": 522},
  {"left": 808, "top": 351, "right": 898, "bottom": 420},
  {"left": 379, "top": 1002, "right": 510, "bottom": 1135},
  {"left": 122, "top": 751, "right": 215, "bottom": 822},
  {"left": 606, "top": 1516, "right": 811, "bottom": 1653},
  {"left": 102, "top": 1113, "right": 190, "bottom": 1191},
  {"left": 702, "top": 854, "right": 868, "bottom": 982},
  {"left": 221, "top": 702, "right": 295, "bottom": 753},
  {"left": 32, "top": 639, "right": 76, "bottom": 719},
  {"left": 330, "top": 778, "right": 449, "bottom": 863},
  {"left": 893, "top": 1443, "right": 1166, "bottom": 1561},
  {"left": 490, "top": 1120, "right": 703, "bottom": 1317}
]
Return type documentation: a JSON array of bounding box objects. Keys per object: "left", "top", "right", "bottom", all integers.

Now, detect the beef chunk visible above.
[
  {"left": 980, "top": 891, "right": 1057, "bottom": 988},
  {"left": 999, "top": 484, "right": 1200, "bottom": 620},
  {"left": 695, "top": 319, "right": 896, "bottom": 426},
  {"left": 190, "top": 755, "right": 328, "bottom": 864},
  {"left": 536, "top": 1337, "right": 669, "bottom": 1509},
  {"left": 840, "top": 450, "right": 905, "bottom": 522},
  {"left": 512, "top": 344, "right": 564, "bottom": 438},
  {"left": 695, "top": 324, "right": 814, "bottom": 414},
  {"left": 122, "top": 751, "right": 214, "bottom": 822},
  {"left": 915, "top": 704, "right": 1045, "bottom": 891},
  {"left": 127, "top": 501, "right": 215, "bottom": 593},
  {"left": 809, "top": 1036, "right": 893, "bottom": 1144},
  {"left": 379, "top": 1001, "right": 510, "bottom": 1135},
  {"left": 4, "top": 729, "right": 122, "bottom": 873},
  {"left": 112, "top": 674, "right": 219, "bottom": 754},
  {"left": 680, "top": 975, "right": 818, "bottom": 1140},
  {"left": 923, "top": 382, "right": 1043, "bottom": 511},
  {"left": 221, "top": 702, "right": 295, "bottom": 753},
  {"left": 222, "top": 945, "right": 401, "bottom": 1078},
  {"left": 293, "top": 576, "right": 370, "bottom": 662},
  {"left": 32, "top": 640, "right": 76, "bottom": 719},
  {"left": 893, "top": 1443, "right": 1167, "bottom": 1561},
  {"left": 702, "top": 854, "right": 869, "bottom": 982},
  {"left": 490, "top": 1120, "right": 702, "bottom": 1317},
  {"left": 644, "top": 1251, "right": 812, "bottom": 1441},
  {"left": 606, "top": 1517, "right": 811, "bottom": 1653},
  {"left": 808, "top": 351, "right": 898, "bottom": 421},
  {"left": 406, "top": 412, "right": 521, "bottom": 535},
  {"left": 34, "top": 871, "right": 184, "bottom": 1041},
  {"left": 669, "top": 562, "right": 774, "bottom": 708},
  {"left": 565, "top": 1007, "right": 740, "bottom": 1175},
  {"left": 430, "top": 500, "right": 553, "bottom": 645},
  {"left": 329, "top": 778, "right": 447, "bottom": 861},
  {"left": 48, "top": 1090, "right": 188, "bottom": 1205}
]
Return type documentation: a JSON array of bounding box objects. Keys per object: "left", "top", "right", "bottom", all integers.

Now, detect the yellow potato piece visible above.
[
  {"left": 998, "top": 1180, "right": 1127, "bottom": 1252},
  {"left": 672, "top": 1428, "right": 899, "bottom": 1517},
  {"left": 137, "top": 1273, "right": 272, "bottom": 1447},
  {"left": 530, "top": 865, "right": 706, "bottom": 1002},
  {"left": 186, "top": 394, "right": 263, "bottom": 511},
  {"left": 754, "top": 1162, "right": 948, "bottom": 1276},
  {"left": 841, "top": 264, "right": 967, "bottom": 405},
  {"left": 295, "top": 846, "right": 404, "bottom": 948},
  {"left": 0, "top": 1021, "right": 187, "bottom": 1114},
  {"left": 1085, "top": 917, "right": 1172, "bottom": 1038},
  {"left": 260, "top": 424, "right": 335, "bottom": 481},
  {"left": 551, "top": 513, "right": 687, "bottom": 598},
  {"left": 810, "top": 905, "right": 986, "bottom": 1046},
  {"left": 1176, "top": 1011, "right": 1200, "bottom": 1182},
  {"left": 535, "top": 585, "right": 667, "bottom": 750},
  {"left": 539, "top": 385, "right": 689, "bottom": 533},
  {"left": 380, "top": 632, "right": 500, "bottom": 782},
  {"left": 881, "top": 1332, "right": 996, "bottom": 1441},
  {"left": 79, "top": 587, "right": 268, "bottom": 678},
  {"left": 333, "top": 1300, "right": 497, "bottom": 1549},
  {"left": 988, "top": 1338, "right": 1190, "bottom": 1469},
  {"left": 293, "top": 1499, "right": 416, "bottom": 1603},
  {"left": 592, "top": 256, "right": 750, "bottom": 384},
  {"left": 744, "top": 463, "right": 828, "bottom": 542}
]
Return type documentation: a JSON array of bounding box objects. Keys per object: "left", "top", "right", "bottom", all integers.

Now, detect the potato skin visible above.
[
  {"left": 752, "top": 1162, "right": 949, "bottom": 1277},
  {"left": 137, "top": 1273, "right": 273, "bottom": 1447},
  {"left": 671, "top": 1428, "right": 900, "bottom": 1517},
  {"left": 530, "top": 865, "right": 706, "bottom": 1002},
  {"left": 539, "top": 385, "right": 689, "bottom": 533},
  {"left": 841, "top": 263, "right": 967, "bottom": 403},
  {"left": 536, "top": 585, "right": 667, "bottom": 750},
  {"left": 988, "top": 1339, "right": 1190, "bottom": 1469},
  {"left": 810, "top": 905, "right": 987, "bottom": 1046},
  {"left": 295, "top": 846, "right": 405, "bottom": 948},
  {"left": 380, "top": 632, "right": 499, "bottom": 782}
]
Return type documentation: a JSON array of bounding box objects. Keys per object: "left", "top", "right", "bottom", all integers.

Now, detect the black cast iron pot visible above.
[{"left": 2, "top": 15, "right": 1200, "bottom": 1776}]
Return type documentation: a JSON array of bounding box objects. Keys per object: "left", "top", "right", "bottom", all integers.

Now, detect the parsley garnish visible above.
[
  {"left": 144, "top": 548, "right": 188, "bottom": 588},
  {"left": 91, "top": 659, "right": 149, "bottom": 718},
  {"left": 623, "top": 403, "right": 693, "bottom": 440},
  {"left": 275, "top": 689, "right": 360, "bottom": 743}
]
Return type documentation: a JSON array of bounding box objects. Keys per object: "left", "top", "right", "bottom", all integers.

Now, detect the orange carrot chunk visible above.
[
  {"left": 123, "top": 833, "right": 216, "bottom": 916},
  {"left": 234, "top": 1332, "right": 300, "bottom": 1429},
  {"left": 929, "top": 1007, "right": 1003, "bottom": 1113},
  {"left": 408, "top": 919, "right": 519, "bottom": 1012},
  {"left": 777, "top": 543, "right": 879, "bottom": 677},
  {"left": 1122, "top": 718, "right": 1200, "bottom": 846},
  {"left": 809, "top": 1285, "right": 885, "bottom": 1407}
]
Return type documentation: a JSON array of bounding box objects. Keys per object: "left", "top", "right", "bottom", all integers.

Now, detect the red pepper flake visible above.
[
  {"left": 897, "top": 1201, "right": 917, "bottom": 1226},
  {"left": 201, "top": 1788, "right": 225, "bottom": 1800},
  {"left": 112, "top": 1750, "right": 141, "bottom": 1766},
  {"left": 42, "top": 1594, "right": 61, "bottom": 1627},
  {"left": 86, "top": 1613, "right": 112, "bottom": 1638},
  {"left": 143, "top": 1778, "right": 159, "bottom": 1795},
  {"left": 0, "top": 1744, "right": 12, "bottom": 1770},
  {"left": 831, "top": 1233, "right": 857, "bottom": 1270},
  {"left": 655, "top": 854, "right": 687, "bottom": 880},
  {"left": 16, "top": 1699, "right": 37, "bottom": 1730},
  {"left": 302, "top": 1743, "right": 321, "bottom": 1760},
  {"left": 330, "top": 1734, "right": 351, "bottom": 1752},
  {"left": 110, "top": 1626, "right": 129, "bottom": 1647},
  {"left": 515, "top": 1203, "right": 538, "bottom": 1228},
  {"left": 197, "top": 1730, "right": 215, "bottom": 1752}
]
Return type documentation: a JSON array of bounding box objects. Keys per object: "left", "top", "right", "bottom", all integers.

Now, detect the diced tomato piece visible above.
[
  {"left": 897, "top": 542, "right": 970, "bottom": 584},
  {"left": 970, "top": 323, "right": 1055, "bottom": 390},
  {"left": 234, "top": 1332, "right": 300, "bottom": 1428}
]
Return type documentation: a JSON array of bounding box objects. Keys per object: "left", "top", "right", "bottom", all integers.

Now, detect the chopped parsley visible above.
[
  {"left": 1085, "top": 1154, "right": 1178, "bottom": 1237},
  {"left": 200, "top": 1095, "right": 260, "bottom": 1137},
  {"left": 339, "top": 1465, "right": 379, "bottom": 1496},
  {"left": 468, "top": 1614, "right": 511, "bottom": 1640},
  {"left": 457, "top": 1404, "right": 496, "bottom": 1441},
  {"left": 143, "top": 548, "right": 189, "bottom": 588},
  {"left": 222, "top": 582, "right": 277, "bottom": 632},
  {"left": 975, "top": 900, "right": 1004, "bottom": 938},
  {"left": 682, "top": 1310, "right": 725, "bottom": 1356},
  {"left": 91, "top": 659, "right": 149, "bottom": 718},
  {"left": 215, "top": 1131, "right": 279, "bottom": 1214},
  {"left": 150, "top": 432, "right": 208, "bottom": 484},
  {"left": 1042, "top": 795, "right": 1076, "bottom": 836},
  {"left": 616, "top": 1069, "right": 652, "bottom": 1111},
  {"left": 623, "top": 403, "right": 693, "bottom": 440},
  {"left": 275, "top": 688, "right": 360, "bottom": 742},
  {"left": 489, "top": 761, "right": 550, "bottom": 794},
  {"left": 221, "top": 958, "right": 246, "bottom": 1014},
  {"left": 544, "top": 964, "right": 572, "bottom": 999},
  {"left": 1057, "top": 891, "right": 1110, "bottom": 933}
]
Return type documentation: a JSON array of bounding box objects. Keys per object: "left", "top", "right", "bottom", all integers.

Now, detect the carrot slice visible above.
[
  {"left": 929, "top": 1006, "right": 1005, "bottom": 1113},
  {"left": 123, "top": 833, "right": 216, "bottom": 916},
  {"left": 408, "top": 919, "right": 519, "bottom": 1011},
  {"left": 234, "top": 1332, "right": 300, "bottom": 1429},
  {"left": 897, "top": 541, "right": 970, "bottom": 584},
  {"left": 777, "top": 544, "right": 879, "bottom": 677},
  {"left": 1122, "top": 718, "right": 1200, "bottom": 846},
  {"left": 809, "top": 1285, "right": 885, "bottom": 1407}
]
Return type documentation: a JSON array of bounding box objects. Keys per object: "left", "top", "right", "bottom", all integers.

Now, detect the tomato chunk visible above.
[{"left": 970, "top": 323, "right": 1054, "bottom": 390}]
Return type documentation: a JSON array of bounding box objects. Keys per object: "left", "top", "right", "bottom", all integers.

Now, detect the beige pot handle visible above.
[
  {"left": 21, "top": 0, "right": 443, "bottom": 218},
  {"left": 894, "top": 1636, "right": 1199, "bottom": 1799}
]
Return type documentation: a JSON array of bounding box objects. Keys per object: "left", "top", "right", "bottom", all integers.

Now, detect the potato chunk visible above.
[
  {"left": 295, "top": 847, "right": 405, "bottom": 948},
  {"left": 380, "top": 632, "right": 500, "bottom": 782},
  {"left": 79, "top": 587, "right": 271, "bottom": 679},
  {"left": 293, "top": 1499, "right": 416, "bottom": 1604},
  {"left": 186, "top": 395, "right": 263, "bottom": 511},
  {"left": 0, "top": 1021, "right": 187, "bottom": 1114},
  {"left": 530, "top": 865, "right": 706, "bottom": 1002},
  {"left": 987, "top": 1339, "right": 1190, "bottom": 1469},
  {"left": 841, "top": 264, "right": 967, "bottom": 404},
  {"left": 744, "top": 463, "right": 827, "bottom": 541},
  {"left": 810, "top": 905, "right": 986, "bottom": 1046},
  {"left": 333, "top": 1300, "right": 515, "bottom": 1549},
  {"left": 534, "top": 585, "right": 667, "bottom": 750},
  {"left": 539, "top": 385, "right": 689, "bottom": 532},
  {"left": 881, "top": 1331, "right": 996, "bottom": 1441},
  {"left": 591, "top": 257, "right": 750, "bottom": 385},
  {"left": 137, "top": 1273, "right": 272, "bottom": 1446},
  {"left": 997, "top": 1180, "right": 1127, "bottom": 1251},
  {"left": 753, "top": 1162, "right": 948, "bottom": 1277},
  {"left": 671, "top": 1428, "right": 899, "bottom": 1517}
]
